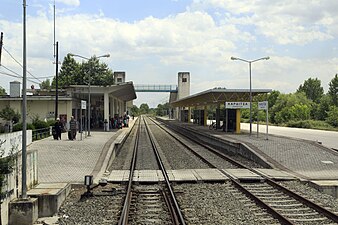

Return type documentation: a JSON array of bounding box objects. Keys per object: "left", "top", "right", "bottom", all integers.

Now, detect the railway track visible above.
[
  {"left": 152, "top": 117, "right": 338, "bottom": 225},
  {"left": 118, "top": 116, "right": 185, "bottom": 225}
]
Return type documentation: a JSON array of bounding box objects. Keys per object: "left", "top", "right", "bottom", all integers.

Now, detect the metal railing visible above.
[{"left": 32, "top": 127, "right": 51, "bottom": 141}]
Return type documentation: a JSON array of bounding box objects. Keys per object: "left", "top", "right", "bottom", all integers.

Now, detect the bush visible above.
[
  {"left": 13, "top": 123, "right": 35, "bottom": 132},
  {"left": 326, "top": 106, "right": 338, "bottom": 127},
  {"left": 32, "top": 120, "right": 48, "bottom": 129},
  {"left": 286, "top": 120, "right": 333, "bottom": 130}
]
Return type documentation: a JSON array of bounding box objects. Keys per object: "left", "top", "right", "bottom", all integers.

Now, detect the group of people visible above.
[
  {"left": 53, "top": 116, "right": 77, "bottom": 140},
  {"left": 54, "top": 113, "right": 131, "bottom": 140},
  {"left": 110, "top": 113, "right": 130, "bottom": 129}
]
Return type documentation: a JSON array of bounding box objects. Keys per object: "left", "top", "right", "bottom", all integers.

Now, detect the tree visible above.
[
  {"left": 39, "top": 79, "right": 51, "bottom": 90},
  {"left": 139, "top": 103, "right": 150, "bottom": 115},
  {"left": 270, "top": 92, "right": 312, "bottom": 124},
  {"left": 0, "top": 106, "right": 20, "bottom": 124},
  {"left": 297, "top": 78, "right": 324, "bottom": 103},
  {"left": 0, "top": 86, "right": 6, "bottom": 96},
  {"left": 312, "top": 94, "right": 332, "bottom": 120},
  {"left": 53, "top": 54, "right": 80, "bottom": 88},
  {"left": 130, "top": 105, "right": 139, "bottom": 116},
  {"left": 54, "top": 54, "right": 114, "bottom": 88},
  {"left": 155, "top": 103, "right": 170, "bottom": 116},
  {"left": 81, "top": 56, "right": 114, "bottom": 86},
  {"left": 326, "top": 106, "right": 338, "bottom": 127},
  {"left": 328, "top": 74, "right": 338, "bottom": 106}
]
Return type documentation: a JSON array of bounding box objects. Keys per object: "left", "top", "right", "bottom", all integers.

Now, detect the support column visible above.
[
  {"left": 188, "top": 107, "right": 191, "bottom": 123},
  {"left": 236, "top": 109, "right": 241, "bottom": 134},
  {"left": 104, "top": 92, "right": 109, "bottom": 131},
  {"left": 204, "top": 106, "right": 208, "bottom": 126}
]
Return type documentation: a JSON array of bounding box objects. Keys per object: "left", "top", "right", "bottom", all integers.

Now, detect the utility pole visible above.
[
  {"left": 22, "top": 0, "right": 27, "bottom": 199},
  {"left": 55, "top": 41, "right": 59, "bottom": 120},
  {"left": 0, "top": 32, "right": 3, "bottom": 65}
]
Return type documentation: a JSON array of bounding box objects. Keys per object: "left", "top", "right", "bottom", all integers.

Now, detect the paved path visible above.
[
  {"left": 28, "top": 131, "right": 119, "bottom": 183},
  {"left": 182, "top": 121, "right": 338, "bottom": 180},
  {"left": 241, "top": 123, "right": 338, "bottom": 150}
]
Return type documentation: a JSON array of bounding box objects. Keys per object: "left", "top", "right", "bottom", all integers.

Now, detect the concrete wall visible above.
[
  {"left": 1, "top": 150, "right": 38, "bottom": 225},
  {"left": 0, "top": 100, "right": 72, "bottom": 124},
  {"left": 0, "top": 131, "right": 38, "bottom": 225}
]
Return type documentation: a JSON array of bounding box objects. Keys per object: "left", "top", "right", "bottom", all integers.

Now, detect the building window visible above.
[
  {"left": 117, "top": 78, "right": 122, "bottom": 83},
  {"left": 182, "top": 77, "right": 187, "bottom": 82}
]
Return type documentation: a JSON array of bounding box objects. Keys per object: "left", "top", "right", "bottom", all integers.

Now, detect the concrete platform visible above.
[
  {"left": 27, "top": 183, "right": 71, "bottom": 217},
  {"left": 308, "top": 180, "right": 338, "bottom": 198},
  {"left": 192, "top": 169, "right": 228, "bottom": 181},
  {"left": 108, "top": 169, "right": 232, "bottom": 182},
  {"left": 253, "top": 168, "right": 297, "bottom": 180},
  {"left": 222, "top": 169, "right": 263, "bottom": 181},
  {"left": 108, "top": 170, "right": 130, "bottom": 182}
]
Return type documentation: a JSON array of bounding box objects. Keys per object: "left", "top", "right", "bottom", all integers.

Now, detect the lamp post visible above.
[
  {"left": 231, "top": 56, "right": 269, "bottom": 136},
  {"left": 69, "top": 53, "right": 110, "bottom": 136}
]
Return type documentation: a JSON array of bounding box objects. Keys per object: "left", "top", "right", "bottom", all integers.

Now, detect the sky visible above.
[{"left": 0, "top": 0, "right": 337, "bottom": 107}]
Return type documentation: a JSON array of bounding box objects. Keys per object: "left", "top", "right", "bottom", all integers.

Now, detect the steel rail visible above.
[
  {"left": 143, "top": 116, "right": 186, "bottom": 225},
  {"left": 155, "top": 117, "right": 338, "bottom": 224},
  {"left": 149, "top": 117, "right": 245, "bottom": 168},
  {"left": 118, "top": 117, "right": 141, "bottom": 225}
]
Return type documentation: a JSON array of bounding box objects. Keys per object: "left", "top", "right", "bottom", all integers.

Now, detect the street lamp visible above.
[
  {"left": 69, "top": 53, "right": 110, "bottom": 136},
  {"left": 231, "top": 56, "right": 269, "bottom": 136}
]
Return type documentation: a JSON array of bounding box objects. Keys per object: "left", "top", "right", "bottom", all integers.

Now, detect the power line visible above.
[
  {"left": 3, "top": 46, "right": 44, "bottom": 83},
  {"left": 0, "top": 68, "right": 40, "bottom": 85}
]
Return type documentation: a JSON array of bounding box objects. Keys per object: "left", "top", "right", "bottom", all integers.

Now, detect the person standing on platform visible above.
[
  {"left": 69, "top": 116, "right": 77, "bottom": 140},
  {"left": 54, "top": 118, "right": 62, "bottom": 140}
]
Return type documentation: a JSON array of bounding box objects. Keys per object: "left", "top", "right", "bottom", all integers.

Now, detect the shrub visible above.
[
  {"left": 13, "top": 123, "right": 35, "bottom": 132},
  {"left": 286, "top": 120, "right": 333, "bottom": 130}
]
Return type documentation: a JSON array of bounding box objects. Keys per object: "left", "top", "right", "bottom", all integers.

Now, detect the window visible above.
[
  {"left": 117, "top": 78, "right": 123, "bottom": 83},
  {"left": 182, "top": 77, "right": 187, "bottom": 82}
]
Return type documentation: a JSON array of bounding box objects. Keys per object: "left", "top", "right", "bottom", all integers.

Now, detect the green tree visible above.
[
  {"left": 297, "top": 78, "right": 324, "bottom": 103},
  {"left": 81, "top": 56, "right": 114, "bottom": 86},
  {"left": 326, "top": 106, "right": 338, "bottom": 127},
  {"left": 0, "top": 86, "right": 6, "bottom": 96},
  {"left": 155, "top": 103, "right": 170, "bottom": 116},
  {"left": 0, "top": 106, "right": 20, "bottom": 124},
  {"left": 328, "top": 74, "right": 338, "bottom": 106},
  {"left": 53, "top": 54, "right": 81, "bottom": 88},
  {"left": 130, "top": 105, "right": 139, "bottom": 116},
  {"left": 312, "top": 94, "right": 332, "bottom": 120},
  {"left": 139, "top": 103, "right": 150, "bottom": 115},
  {"left": 39, "top": 79, "right": 51, "bottom": 90},
  {"left": 271, "top": 92, "right": 312, "bottom": 124}
]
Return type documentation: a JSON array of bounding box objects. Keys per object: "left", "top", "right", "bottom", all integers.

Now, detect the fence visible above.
[{"left": 32, "top": 127, "right": 51, "bottom": 141}]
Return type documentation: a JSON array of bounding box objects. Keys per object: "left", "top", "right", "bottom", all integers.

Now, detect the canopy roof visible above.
[
  {"left": 171, "top": 88, "right": 272, "bottom": 107},
  {"left": 70, "top": 81, "right": 137, "bottom": 101}
]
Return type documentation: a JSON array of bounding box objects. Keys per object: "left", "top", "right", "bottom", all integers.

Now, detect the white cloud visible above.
[
  {"left": 0, "top": 3, "right": 337, "bottom": 107},
  {"left": 191, "top": 0, "right": 338, "bottom": 45},
  {"left": 56, "top": 0, "right": 80, "bottom": 7}
]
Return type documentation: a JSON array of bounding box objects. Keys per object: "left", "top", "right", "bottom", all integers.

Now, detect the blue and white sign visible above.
[
  {"left": 81, "top": 100, "right": 87, "bottom": 109},
  {"left": 225, "top": 102, "right": 250, "bottom": 109},
  {"left": 258, "top": 101, "right": 268, "bottom": 110}
]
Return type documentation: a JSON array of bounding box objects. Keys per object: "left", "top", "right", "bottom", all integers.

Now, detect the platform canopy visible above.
[
  {"left": 171, "top": 88, "right": 272, "bottom": 107},
  {"left": 69, "top": 81, "right": 137, "bottom": 101}
]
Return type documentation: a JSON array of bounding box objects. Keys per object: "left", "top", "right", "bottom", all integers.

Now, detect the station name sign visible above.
[{"left": 225, "top": 102, "right": 250, "bottom": 109}]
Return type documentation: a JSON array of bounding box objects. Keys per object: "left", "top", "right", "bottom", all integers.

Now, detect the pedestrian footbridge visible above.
[{"left": 134, "top": 84, "right": 177, "bottom": 92}]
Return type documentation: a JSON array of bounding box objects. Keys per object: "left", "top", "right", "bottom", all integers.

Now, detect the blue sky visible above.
[{"left": 1, "top": 0, "right": 337, "bottom": 107}]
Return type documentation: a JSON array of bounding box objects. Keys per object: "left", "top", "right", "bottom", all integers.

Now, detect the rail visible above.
[
  {"left": 32, "top": 127, "right": 51, "bottom": 141},
  {"left": 143, "top": 116, "right": 185, "bottom": 225},
  {"left": 118, "top": 118, "right": 140, "bottom": 225},
  {"left": 155, "top": 118, "right": 338, "bottom": 224}
]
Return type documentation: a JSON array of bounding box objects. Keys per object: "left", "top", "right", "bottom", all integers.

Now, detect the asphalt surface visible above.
[{"left": 241, "top": 123, "right": 338, "bottom": 150}]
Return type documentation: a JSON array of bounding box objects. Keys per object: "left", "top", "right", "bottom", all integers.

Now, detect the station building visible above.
[
  {"left": 0, "top": 72, "right": 136, "bottom": 131},
  {"left": 170, "top": 72, "right": 272, "bottom": 133}
]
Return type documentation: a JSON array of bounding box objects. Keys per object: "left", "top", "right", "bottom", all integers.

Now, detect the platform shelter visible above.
[{"left": 170, "top": 88, "right": 272, "bottom": 133}]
